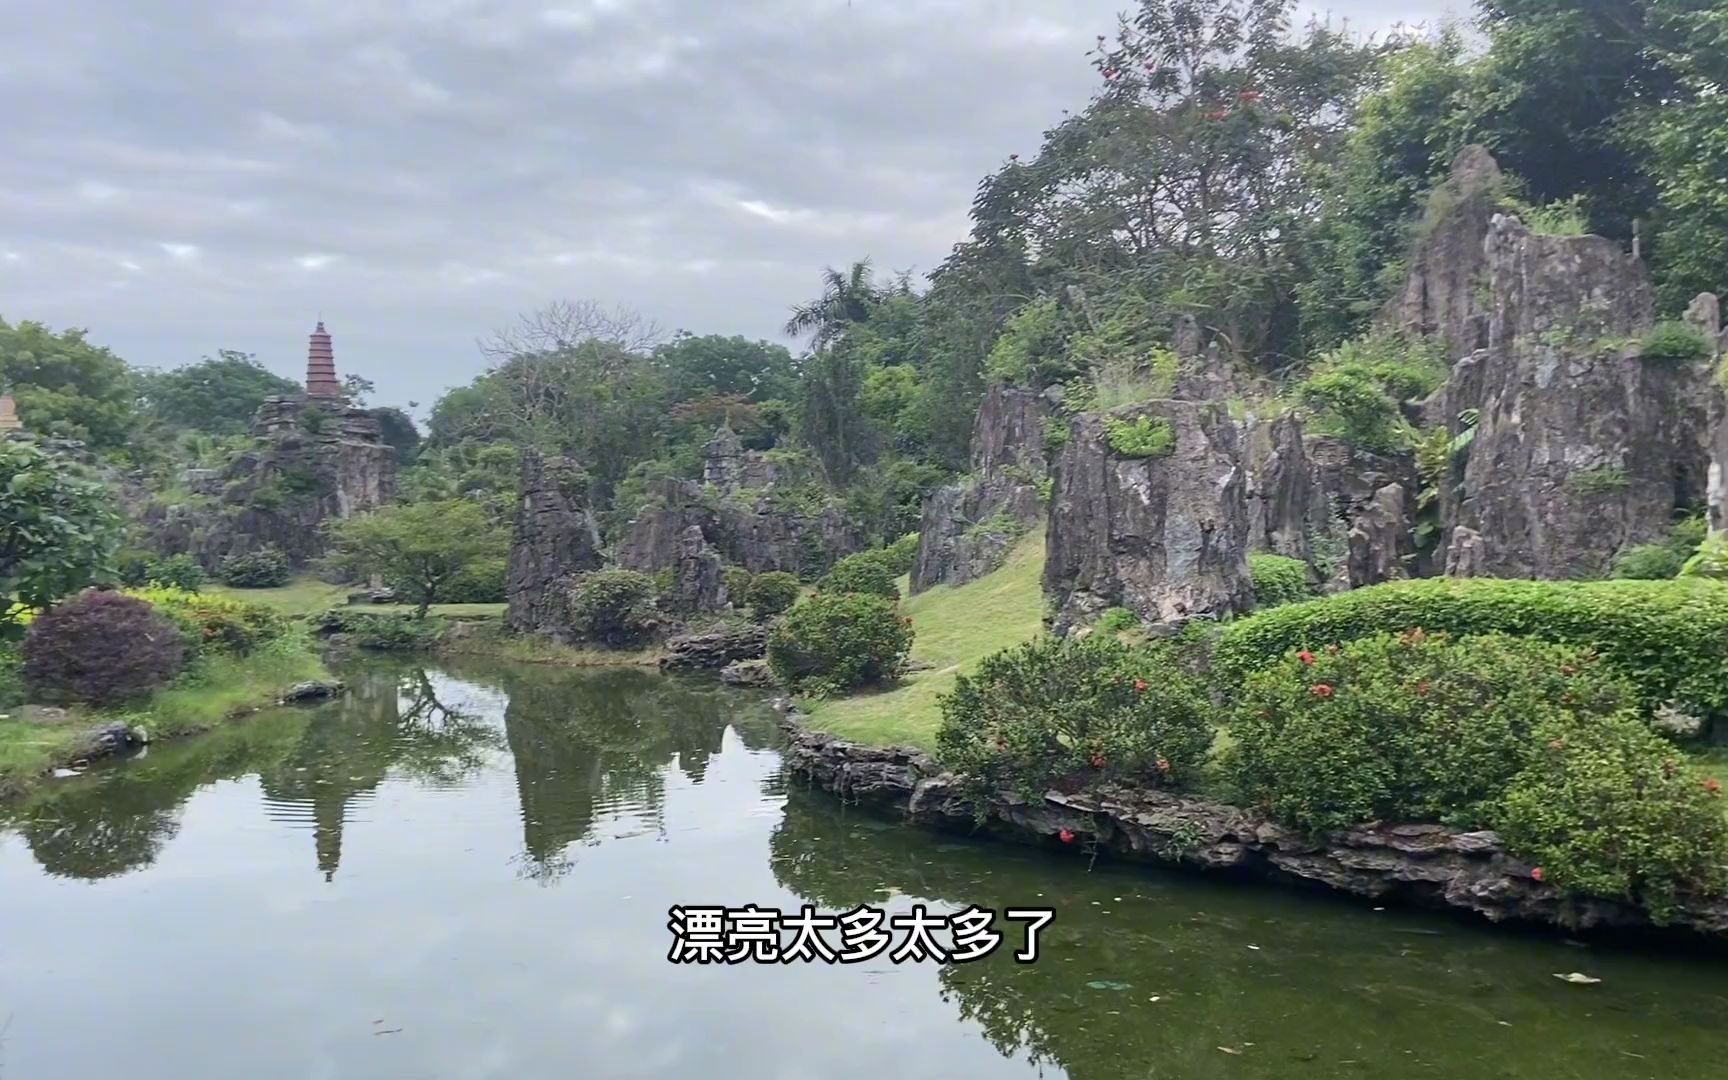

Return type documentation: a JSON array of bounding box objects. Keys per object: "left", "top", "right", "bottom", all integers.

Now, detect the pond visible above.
[{"left": 2, "top": 656, "right": 1727, "bottom": 1079}]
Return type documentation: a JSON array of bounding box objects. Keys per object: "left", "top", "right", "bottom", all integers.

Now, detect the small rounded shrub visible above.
[
  {"left": 217, "top": 546, "right": 292, "bottom": 588},
  {"left": 1094, "top": 606, "right": 1139, "bottom": 634},
  {"left": 146, "top": 553, "right": 207, "bottom": 592},
  {"left": 936, "top": 635, "right": 1215, "bottom": 808},
  {"left": 1213, "top": 576, "right": 1728, "bottom": 731},
  {"left": 1612, "top": 517, "right": 1705, "bottom": 580},
  {"left": 1497, "top": 714, "right": 1728, "bottom": 923},
  {"left": 313, "top": 609, "right": 439, "bottom": 650},
  {"left": 115, "top": 551, "right": 155, "bottom": 588},
  {"left": 1679, "top": 534, "right": 1728, "bottom": 581},
  {"left": 1224, "top": 630, "right": 1637, "bottom": 834},
  {"left": 22, "top": 590, "right": 186, "bottom": 705},
  {"left": 816, "top": 552, "right": 901, "bottom": 600},
  {"left": 1103, "top": 415, "right": 1175, "bottom": 458},
  {"left": 566, "top": 570, "right": 660, "bottom": 647},
  {"left": 1639, "top": 320, "right": 1712, "bottom": 364},
  {"left": 746, "top": 571, "right": 802, "bottom": 620},
  {"left": 125, "top": 585, "right": 286, "bottom": 658},
  {"left": 1248, "top": 553, "right": 1315, "bottom": 609},
  {"left": 723, "top": 566, "right": 754, "bottom": 606},
  {"left": 767, "top": 592, "right": 913, "bottom": 696}
]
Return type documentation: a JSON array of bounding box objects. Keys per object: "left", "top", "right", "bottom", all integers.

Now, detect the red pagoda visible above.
[{"left": 305, "top": 321, "right": 342, "bottom": 400}]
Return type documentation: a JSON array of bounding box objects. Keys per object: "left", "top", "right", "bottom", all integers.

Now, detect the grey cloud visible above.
[{"left": 4, "top": 0, "right": 1453, "bottom": 413}]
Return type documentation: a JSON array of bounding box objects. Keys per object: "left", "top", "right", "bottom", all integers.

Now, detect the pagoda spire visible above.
[{"left": 305, "top": 321, "right": 342, "bottom": 400}]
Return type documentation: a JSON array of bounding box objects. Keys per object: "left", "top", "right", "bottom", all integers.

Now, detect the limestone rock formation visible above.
[
  {"left": 505, "top": 452, "right": 603, "bottom": 633},
  {"left": 1044, "top": 400, "right": 1252, "bottom": 634},
  {"left": 661, "top": 623, "right": 770, "bottom": 673},
  {"left": 140, "top": 396, "right": 398, "bottom": 569},
  {"left": 617, "top": 477, "right": 865, "bottom": 579},
  {"left": 700, "top": 426, "right": 792, "bottom": 494},
  {"left": 1382, "top": 144, "right": 1503, "bottom": 358},
  {"left": 666, "top": 525, "right": 728, "bottom": 615},
  {"left": 1432, "top": 215, "right": 1709, "bottom": 579},
  {"left": 911, "top": 385, "right": 1050, "bottom": 593}
]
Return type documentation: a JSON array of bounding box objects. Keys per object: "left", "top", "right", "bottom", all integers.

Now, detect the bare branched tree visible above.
[{"left": 478, "top": 299, "right": 666, "bottom": 364}]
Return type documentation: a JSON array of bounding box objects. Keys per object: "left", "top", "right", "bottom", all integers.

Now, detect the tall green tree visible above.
[
  {"left": 1639, "top": 0, "right": 1728, "bottom": 306},
  {"left": 0, "top": 440, "right": 120, "bottom": 637},
  {"left": 137, "top": 349, "right": 300, "bottom": 437},
  {"left": 785, "top": 260, "right": 886, "bottom": 348},
  {"left": 0, "top": 319, "right": 137, "bottom": 449}
]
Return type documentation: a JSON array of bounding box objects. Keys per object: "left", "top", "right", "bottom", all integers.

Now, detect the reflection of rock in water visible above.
[{"left": 487, "top": 664, "right": 761, "bottom": 881}]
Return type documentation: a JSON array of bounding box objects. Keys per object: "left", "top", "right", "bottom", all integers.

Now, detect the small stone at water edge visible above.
[
  {"left": 1246, "top": 944, "right": 1261, "bottom": 950},
  {"left": 52, "top": 768, "right": 82, "bottom": 779},
  {"left": 1553, "top": 972, "right": 1601, "bottom": 985}
]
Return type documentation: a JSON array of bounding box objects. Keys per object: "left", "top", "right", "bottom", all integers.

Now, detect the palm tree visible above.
[{"left": 784, "top": 259, "right": 882, "bottom": 348}]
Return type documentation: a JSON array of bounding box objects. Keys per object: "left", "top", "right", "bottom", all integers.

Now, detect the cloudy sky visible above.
[{"left": 4, "top": 0, "right": 1455, "bottom": 415}]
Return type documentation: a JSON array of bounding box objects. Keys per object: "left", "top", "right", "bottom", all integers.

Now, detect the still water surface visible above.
[{"left": 3, "top": 656, "right": 1727, "bottom": 1079}]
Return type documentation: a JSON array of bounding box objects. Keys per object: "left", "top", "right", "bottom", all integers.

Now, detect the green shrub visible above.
[
  {"left": 1043, "top": 417, "right": 1070, "bottom": 455},
  {"left": 1094, "top": 606, "right": 1138, "bottom": 634},
  {"left": 1103, "top": 415, "right": 1175, "bottom": 458},
  {"left": 767, "top": 592, "right": 913, "bottom": 696},
  {"left": 1214, "top": 576, "right": 1728, "bottom": 730},
  {"left": 1292, "top": 333, "right": 1445, "bottom": 452},
  {"left": 146, "top": 553, "right": 207, "bottom": 592},
  {"left": 0, "top": 642, "right": 23, "bottom": 710},
  {"left": 1224, "top": 630, "right": 1636, "bottom": 835},
  {"left": 125, "top": 585, "right": 286, "bottom": 658},
  {"left": 115, "top": 551, "right": 155, "bottom": 588},
  {"left": 1564, "top": 466, "right": 1629, "bottom": 496},
  {"left": 1640, "top": 321, "right": 1712, "bottom": 364},
  {"left": 723, "top": 566, "right": 754, "bottom": 605},
  {"left": 441, "top": 555, "right": 507, "bottom": 603},
  {"left": 1248, "top": 553, "right": 1314, "bottom": 609},
  {"left": 1679, "top": 534, "right": 1728, "bottom": 580},
  {"left": 566, "top": 570, "right": 660, "bottom": 647},
  {"left": 745, "top": 571, "right": 802, "bottom": 620},
  {"left": 877, "top": 533, "right": 921, "bottom": 576},
  {"left": 311, "top": 609, "right": 439, "bottom": 651},
  {"left": 22, "top": 590, "right": 186, "bottom": 705},
  {"left": 217, "top": 546, "right": 292, "bottom": 588},
  {"left": 1498, "top": 714, "right": 1728, "bottom": 923},
  {"left": 1613, "top": 516, "right": 1706, "bottom": 579},
  {"left": 1518, "top": 194, "right": 1590, "bottom": 237},
  {"left": 816, "top": 553, "right": 901, "bottom": 600},
  {"left": 937, "top": 635, "right": 1214, "bottom": 809}
]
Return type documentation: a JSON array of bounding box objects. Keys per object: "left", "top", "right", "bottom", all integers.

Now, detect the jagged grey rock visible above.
[
  {"left": 666, "top": 525, "right": 728, "bottom": 615},
  {"left": 616, "top": 477, "right": 866, "bottom": 578},
  {"left": 1044, "top": 399, "right": 1252, "bottom": 634},
  {"left": 719, "top": 658, "right": 774, "bottom": 687},
  {"left": 911, "top": 385, "right": 1051, "bottom": 593},
  {"left": 1433, "top": 215, "right": 1710, "bottom": 579},
  {"left": 661, "top": 623, "right": 770, "bottom": 673},
  {"left": 1382, "top": 144, "right": 1503, "bottom": 358},
  {"left": 506, "top": 452, "right": 604, "bottom": 633}
]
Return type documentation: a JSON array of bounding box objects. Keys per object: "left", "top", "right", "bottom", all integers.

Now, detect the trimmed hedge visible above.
[
  {"left": 1214, "top": 577, "right": 1728, "bottom": 729},
  {"left": 816, "top": 552, "right": 901, "bottom": 600},
  {"left": 767, "top": 592, "right": 913, "bottom": 696},
  {"left": 1247, "top": 553, "right": 1315, "bottom": 609}
]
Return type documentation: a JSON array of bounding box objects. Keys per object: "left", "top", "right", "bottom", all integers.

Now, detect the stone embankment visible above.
[{"left": 777, "top": 710, "right": 1728, "bottom": 940}]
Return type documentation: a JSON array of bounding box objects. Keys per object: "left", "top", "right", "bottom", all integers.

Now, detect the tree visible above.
[
  {"left": 0, "top": 439, "right": 120, "bottom": 638},
  {"left": 651, "top": 333, "right": 800, "bottom": 402},
  {"left": 785, "top": 260, "right": 886, "bottom": 348},
  {"left": 137, "top": 349, "right": 300, "bottom": 437},
  {"left": 367, "top": 405, "right": 422, "bottom": 465},
  {"left": 0, "top": 318, "right": 137, "bottom": 448},
  {"left": 341, "top": 373, "right": 376, "bottom": 407},
  {"left": 325, "top": 500, "right": 510, "bottom": 618},
  {"left": 478, "top": 299, "right": 666, "bottom": 363}
]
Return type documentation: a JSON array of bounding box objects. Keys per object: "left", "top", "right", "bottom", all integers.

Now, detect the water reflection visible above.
[{"left": 4, "top": 658, "right": 1728, "bottom": 1080}]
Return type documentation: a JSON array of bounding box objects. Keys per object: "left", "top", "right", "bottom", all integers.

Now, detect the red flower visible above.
[
  {"left": 1310, "top": 684, "right": 1334, "bottom": 699},
  {"left": 1089, "top": 752, "right": 1107, "bottom": 769},
  {"left": 1531, "top": 867, "right": 1545, "bottom": 883},
  {"left": 1296, "top": 650, "right": 1315, "bottom": 666},
  {"left": 1133, "top": 679, "right": 1148, "bottom": 692},
  {"left": 1237, "top": 89, "right": 1261, "bottom": 103},
  {"left": 1156, "top": 757, "right": 1172, "bottom": 774},
  {"left": 1203, "top": 108, "right": 1229, "bottom": 121},
  {"left": 1058, "top": 828, "right": 1076, "bottom": 844},
  {"left": 1705, "top": 778, "right": 1722, "bottom": 796}
]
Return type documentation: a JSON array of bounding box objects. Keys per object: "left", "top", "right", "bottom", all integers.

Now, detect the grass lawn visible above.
[
  {"left": 209, "top": 578, "right": 505, "bottom": 620},
  {"left": 801, "top": 529, "right": 1047, "bottom": 751}
]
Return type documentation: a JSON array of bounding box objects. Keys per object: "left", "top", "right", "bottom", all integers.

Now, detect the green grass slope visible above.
[{"left": 802, "top": 529, "right": 1046, "bottom": 750}]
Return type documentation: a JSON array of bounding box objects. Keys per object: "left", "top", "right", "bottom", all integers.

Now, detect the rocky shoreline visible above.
[{"left": 775, "top": 707, "right": 1728, "bottom": 942}]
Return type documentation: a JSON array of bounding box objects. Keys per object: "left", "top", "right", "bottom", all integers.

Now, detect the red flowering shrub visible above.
[
  {"left": 935, "top": 634, "right": 1214, "bottom": 812},
  {"left": 22, "top": 589, "right": 185, "bottom": 705},
  {"left": 1223, "top": 630, "right": 1635, "bottom": 834},
  {"left": 1497, "top": 714, "right": 1728, "bottom": 923}
]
